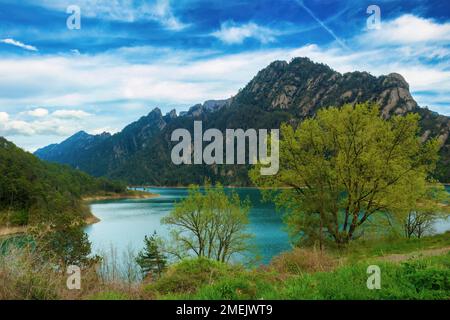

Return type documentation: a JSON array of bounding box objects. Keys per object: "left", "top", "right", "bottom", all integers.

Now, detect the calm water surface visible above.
[
  {"left": 85, "top": 188, "right": 290, "bottom": 264},
  {"left": 85, "top": 186, "right": 450, "bottom": 264}
]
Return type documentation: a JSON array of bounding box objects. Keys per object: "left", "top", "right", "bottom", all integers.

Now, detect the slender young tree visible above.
[
  {"left": 162, "top": 185, "right": 252, "bottom": 262},
  {"left": 136, "top": 231, "right": 167, "bottom": 279},
  {"left": 402, "top": 183, "right": 450, "bottom": 238}
]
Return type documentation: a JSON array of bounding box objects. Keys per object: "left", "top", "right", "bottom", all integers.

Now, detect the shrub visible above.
[
  {"left": 192, "top": 272, "right": 276, "bottom": 300},
  {"left": 145, "top": 257, "right": 239, "bottom": 296},
  {"left": 0, "top": 246, "right": 60, "bottom": 300},
  {"left": 400, "top": 257, "right": 450, "bottom": 292},
  {"left": 9, "top": 210, "right": 29, "bottom": 226}
]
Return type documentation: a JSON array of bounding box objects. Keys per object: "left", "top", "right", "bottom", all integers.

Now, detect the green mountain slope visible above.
[{"left": 0, "top": 137, "right": 126, "bottom": 227}]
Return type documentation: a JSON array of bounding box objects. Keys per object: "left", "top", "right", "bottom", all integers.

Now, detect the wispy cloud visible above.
[
  {"left": 0, "top": 38, "right": 37, "bottom": 51},
  {"left": 1, "top": 28, "right": 448, "bottom": 120},
  {"left": 295, "top": 0, "right": 349, "bottom": 50},
  {"left": 35, "top": 0, "right": 187, "bottom": 30},
  {"left": 151, "top": 0, "right": 188, "bottom": 31},
  {"left": 52, "top": 109, "right": 91, "bottom": 119},
  {"left": 24, "top": 108, "right": 49, "bottom": 117},
  {"left": 212, "top": 21, "right": 278, "bottom": 45}
]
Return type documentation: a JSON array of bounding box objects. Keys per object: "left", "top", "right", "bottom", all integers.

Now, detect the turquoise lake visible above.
[
  {"left": 85, "top": 186, "right": 450, "bottom": 264},
  {"left": 85, "top": 187, "right": 291, "bottom": 264}
]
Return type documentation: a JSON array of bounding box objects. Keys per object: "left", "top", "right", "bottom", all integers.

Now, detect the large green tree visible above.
[
  {"left": 162, "top": 185, "right": 252, "bottom": 262},
  {"left": 251, "top": 103, "right": 440, "bottom": 246}
]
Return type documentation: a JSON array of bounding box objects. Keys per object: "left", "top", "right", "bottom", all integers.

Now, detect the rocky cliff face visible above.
[
  {"left": 234, "top": 57, "right": 418, "bottom": 117},
  {"left": 34, "top": 57, "right": 450, "bottom": 184}
]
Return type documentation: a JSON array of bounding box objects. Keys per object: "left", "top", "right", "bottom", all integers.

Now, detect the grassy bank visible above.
[
  {"left": 137, "top": 234, "right": 450, "bottom": 300},
  {"left": 340, "top": 232, "right": 450, "bottom": 260},
  {"left": 141, "top": 252, "right": 449, "bottom": 300}
]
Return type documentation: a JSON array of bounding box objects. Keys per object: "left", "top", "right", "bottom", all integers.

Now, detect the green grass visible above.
[
  {"left": 339, "top": 231, "right": 450, "bottom": 260},
  {"left": 88, "top": 291, "right": 131, "bottom": 300},
  {"left": 273, "top": 254, "right": 450, "bottom": 299},
  {"left": 153, "top": 253, "right": 449, "bottom": 300}
]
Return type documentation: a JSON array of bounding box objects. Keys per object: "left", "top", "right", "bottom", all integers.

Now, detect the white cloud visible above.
[
  {"left": 212, "top": 21, "right": 277, "bottom": 44},
  {"left": 151, "top": 0, "right": 188, "bottom": 31},
  {"left": 91, "top": 126, "right": 118, "bottom": 135},
  {"left": 360, "top": 14, "right": 450, "bottom": 46},
  {"left": 4, "top": 120, "right": 36, "bottom": 136},
  {"left": 26, "top": 108, "right": 49, "bottom": 117},
  {"left": 0, "top": 111, "right": 9, "bottom": 123},
  {"left": 0, "top": 38, "right": 37, "bottom": 51},
  {"left": 0, "top": 109, "right": 93, "bottom": 136},
  {"left": 52, "top": 109, "right": 91, "bottom": 119}
]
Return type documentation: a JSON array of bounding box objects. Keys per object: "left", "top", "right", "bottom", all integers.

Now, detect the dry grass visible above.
[
  {"left": 0, "top": 245, "right": 144, "bottom": 300},
  {"left": 0, "top": 246, "right": 61, "bottom": 299},
  {"left": 269, "top": 247, "right": 338, "bottom": 275}
]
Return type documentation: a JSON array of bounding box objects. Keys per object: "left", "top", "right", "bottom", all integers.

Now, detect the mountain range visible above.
[{"left": 34, "top": 57, "right": 450, "bottom": 185}]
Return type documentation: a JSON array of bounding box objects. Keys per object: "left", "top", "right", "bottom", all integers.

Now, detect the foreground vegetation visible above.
[
  {"left": 150, "top": 252, "right": 449, "bottom": 300},
  {"left": 1, "top": 233, "right": 448, "bottom": 300}
]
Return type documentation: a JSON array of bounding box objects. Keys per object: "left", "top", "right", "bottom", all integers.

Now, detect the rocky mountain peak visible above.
[
  {"left": 234, "top": 57, "right": 419, "bottom": 118},
  {"left": 166, "top": 109, "right": 177, "bottom": 119},
  {"left": 183, "top": 99, "right": 231, "bottom": 117},
  {"left": 70, "top": 130, "right": 90, "bottom": 139},
  {"left": 148, "top": 107, "right": 162, "bottom": 117}
]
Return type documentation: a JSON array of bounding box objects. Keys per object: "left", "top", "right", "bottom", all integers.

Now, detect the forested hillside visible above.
[{"left": 0, "top": 137, "right": 126, "bottom": 227}]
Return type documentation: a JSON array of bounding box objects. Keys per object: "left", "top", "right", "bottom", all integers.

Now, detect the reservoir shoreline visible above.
[{"left": 0, "top": 191, "right": 160, "bottom": 237}]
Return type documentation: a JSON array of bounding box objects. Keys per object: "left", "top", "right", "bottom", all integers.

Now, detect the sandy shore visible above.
[
  {"left": 82, "top": 191, "right": 159, "bottom": 202},
  {"left": 0, "top": 225, "right": 27, "bottom": 237},
  {"left": 0, "top": 215, "right": 99, "bottom": 237},
  {"left": 82, "top": 191, "right": 160, "bottom": 225}
]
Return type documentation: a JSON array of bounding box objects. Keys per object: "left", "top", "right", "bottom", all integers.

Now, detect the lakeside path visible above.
[
  {"left": 0, "top": 225, "right": 27, "bottom": 237},
  {"left": 376, "top": 246, "right": 450, "bottom": 263},
  {"left": 0, "top": 191, "right": 160, "bottom": 237}
]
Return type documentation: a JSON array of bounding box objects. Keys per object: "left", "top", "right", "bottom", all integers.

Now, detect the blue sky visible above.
[{"left": 0, "top": 0, "right": 449, "bottom": 151}]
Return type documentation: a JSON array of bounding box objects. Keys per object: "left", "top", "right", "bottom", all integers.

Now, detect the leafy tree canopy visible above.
[{"left": 251, "top": 103, "right": 441, "bottom": 246}]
